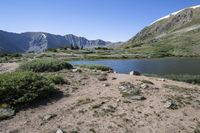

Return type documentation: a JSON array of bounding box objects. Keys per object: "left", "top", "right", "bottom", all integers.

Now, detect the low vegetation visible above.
[
  {"left": 46, "top": 75, "right": 66, "bottom": 85},
  {"left": 18, "top": 59, "right": 73, "bottom": 72},
  {"left": 145, "top": 74, "right": 200, "bottom": 84},
  {"left": 162, "top": 74, "right": 200, "bottom": 84},
  {"left": 0, "top": 71, "right": 55, "bottom": 106},
  {"left": 78, "top": 64, "right": 113, "bottom": 72},
  {"left": 194, "top": 122, "right": 200, "bottom": 133}
]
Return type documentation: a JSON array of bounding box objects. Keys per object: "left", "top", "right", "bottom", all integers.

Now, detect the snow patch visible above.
[
  {"left": 191, "top": 5, "right": 200, "bottom": 9},
  {"left": 150, "top": 4, "right": 200, "bottom": 25},
  {"left": 42, "top": 34, "right": 47, "bottom": 38}
]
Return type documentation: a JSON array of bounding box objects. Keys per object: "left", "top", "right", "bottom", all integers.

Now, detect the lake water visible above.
[{"left": 69, "top": 58, "right": 200, "bottom": 75}]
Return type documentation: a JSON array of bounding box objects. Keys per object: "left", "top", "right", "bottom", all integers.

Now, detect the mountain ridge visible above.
[
  {"left": 0, "top": 30, "right": 113, "bottom": 53},
  {"left": 122, "top": 4, "right": 200, "bottom": 57}
]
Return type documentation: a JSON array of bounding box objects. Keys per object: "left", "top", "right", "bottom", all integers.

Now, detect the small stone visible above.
[
  {"left": 102, "top": 105, "right": 116, "bottom": 113},
  {"left": 116, "top": 99, "right": 121, "bottom": 102},
  {"left": 159, "top": 78, "right": 166, "bottom": 82},
  {"left": 130, "top": 96, "right": 146, "bottom": 101},
  {"left": 103, "top": 83, "right": 110, "bottom": 87},
  {"left": 43, "top": 113, "right": 57, "bottom": 121},
  {"left": 92, "top": 102, "right": 105, "bottom": 109},
  {"left": 56, "top": 129, "right": 63, "bottom": 133},
  {"left": 97, "top": 75, "right": 107, "bottom": 81},
  {"left": 72, "top": 69, "right": 81, "bottom": 73},
  {"left": 112, "top": 77, "right": 117, "bottom": 80},
  {"left": 164, "top": 100, "right": 178, "bottom": 110},
  {"left": 141, "top": 84, "right": 148, "bottom": 89}
]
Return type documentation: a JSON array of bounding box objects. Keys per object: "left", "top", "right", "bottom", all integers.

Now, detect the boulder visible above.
[{"left": 129, "top": 71, "right": 141, "bottom": 76}]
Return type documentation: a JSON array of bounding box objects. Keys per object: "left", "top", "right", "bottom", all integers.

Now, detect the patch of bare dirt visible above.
[
  {"left": 0, "top": 63, "right": 19, "bottom": 74},
  {"left": 0, "top": 68, "right": 200, "bottom": 133}
]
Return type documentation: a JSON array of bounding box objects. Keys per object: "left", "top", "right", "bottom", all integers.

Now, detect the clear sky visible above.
[{"left": 0, "top": 0, "right": 200, "bottom": 42}]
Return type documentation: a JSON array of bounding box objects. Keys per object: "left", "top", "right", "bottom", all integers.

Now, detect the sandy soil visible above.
[{"left": 0, "top": 66, "right": 200, "bottom": 133}]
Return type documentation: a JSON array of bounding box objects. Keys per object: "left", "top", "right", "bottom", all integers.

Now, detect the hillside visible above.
[
  {"left": 122, "top": 5, "right": 200, "bottom": 57},
  {"left": 0, "top": 30, "right": 112, "bottom": 53}
]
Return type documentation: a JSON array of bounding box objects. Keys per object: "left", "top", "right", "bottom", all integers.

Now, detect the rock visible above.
[
  {"left": 102, "top": 105, "right": 116, "bottom": 113},
  {"left": 72, "top": 69, "right": 81, "bottom": 73},
  {"left": 114, "top": 71, "right": 117, "bottom": 74},
  {"left": 164, "top": 100, "right": 178, "bottom": 110},
  {"left": 56, "top": 129, "right": 63, "bottom": 133},
  {"left": 141, "top": 84, "right": 148, "bottom": 89},
  {"left": 119, "top": 82, "right": 140, "bottom": 97},
  {"left": 130, "top": 96, "right": 146, "bottom": 100},
  {"left": 103, "top": 83, "right": 110, "bottom": 87},
  {"left": 0, "top": 108, "right": 15, "bottom": 120},
  {"left": 43, "top": 113, "right": 57, "bottom": 121},
  {"left": 129, "top": 71, "right": 141, "bottom": 76},
  {"left": 112, "top": 77, "right": 117, "bottom": 80},
  {"left": 92, "top": 102, "right": 105, "bottom": 109},
  {"left": 159, "top": 78, "right": 166, "bottom": 82},
  {"left": 97, "top": 75, "right": 107, "bottom": 81}
]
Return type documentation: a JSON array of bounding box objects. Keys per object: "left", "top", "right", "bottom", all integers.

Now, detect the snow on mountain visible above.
[{"left": 151, "top": 4, "right": 200, "bottom": 25}]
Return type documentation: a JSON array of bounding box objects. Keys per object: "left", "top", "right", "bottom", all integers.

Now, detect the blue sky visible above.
[{"left": 0, "top": 0, "right": 200, "bottom": 42}]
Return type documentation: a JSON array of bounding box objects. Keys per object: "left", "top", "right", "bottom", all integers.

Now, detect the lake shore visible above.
[{"left": 1, "top": 63, "right": 200, "bottom": 133}]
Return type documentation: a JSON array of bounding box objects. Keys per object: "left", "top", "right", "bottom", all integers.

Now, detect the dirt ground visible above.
[
  {"left": 0, "top": 64, "right": 200, "bottom": 133},
  {"left": 0, "top": 63, "right": 18, "bottom": 74}
]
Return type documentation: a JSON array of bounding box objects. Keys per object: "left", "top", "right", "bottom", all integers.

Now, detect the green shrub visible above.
[
  {"left": 78, "top": 64, "right": 113, "bottom": 72},
  {"left": 47, "top": 75, "right": 65, "bottom": 85},
  {"left": 19, "top": 59, "right": 73, "bottom": 72},
  {"left": 0, "top": 71, "right": 54, "bottom": 106}
]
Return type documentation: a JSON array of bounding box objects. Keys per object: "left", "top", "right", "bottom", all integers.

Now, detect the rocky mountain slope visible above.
[
  {"left": 0, "top": 30, "right": 112, "bottom": 53},
  {"left": 123, "top": 5, "right": 200, "bottom": 57}
]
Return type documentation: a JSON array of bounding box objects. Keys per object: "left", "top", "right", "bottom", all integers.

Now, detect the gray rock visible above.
[
  {"left": 102, "top": 105, "right": 116, "bottom": 113},
  {"left": 130, "top": 96, "right": 146, "bottom": 100},
  {"left": 56, "top": 129, "right": 63, "bottom": 133},
  {"left": 72, "top": 69, "right": 82, "bottom": 73},
  {"left": 103, "top": 83, "right": 110, "bottom": 87},
  {"left": 141, "top": 84, "right": 148, "bottom": 89},
  {"left": 43, "top": 113, "right": 57, "bottom": 121},
  {"left": 0, "top": 108, "right": 15, "bottom": 120},
  {"left": 164, "top": 100, "right": 178, "bottom": 110},
  {"left": 129, "top": 71, "right": 141, "bottom": 76}
]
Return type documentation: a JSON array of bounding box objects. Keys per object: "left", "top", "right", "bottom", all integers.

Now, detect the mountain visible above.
[
  {"left": 0, "top": 30, "right": 112, "bottom": 53},
  {"left": 123, "top": 5, "right": 200, "bottom": 57}
]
